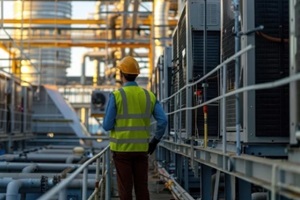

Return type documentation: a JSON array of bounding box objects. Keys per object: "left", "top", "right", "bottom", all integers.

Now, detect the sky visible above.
[{"left": 1, "top": 1, "right": 98, "bottom": 77}]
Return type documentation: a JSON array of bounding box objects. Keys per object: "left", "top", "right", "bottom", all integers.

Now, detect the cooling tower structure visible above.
[{"left": 13, "top": 2, "right": 72, "bottom": 85}]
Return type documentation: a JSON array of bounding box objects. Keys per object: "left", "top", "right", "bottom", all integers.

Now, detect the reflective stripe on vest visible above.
[
  {"left": 115, "top": 88, "right": 151, "bottom": 119},
  {"left": 110, "top": 138, "right": 149, "bottom": 144}
]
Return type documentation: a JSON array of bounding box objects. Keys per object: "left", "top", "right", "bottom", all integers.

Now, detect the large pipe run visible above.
[
  {"left": 0, "top": 154, "right": 83, "bottom": 163},
  {"left": 0, "top": 162, "right": 97, "bottom": 172},
  {"left": 0, "top": 173, "right": 97, "bottom": 180},
  {"left": 3, "top": 178, "right": 96, "bottom": 200}
]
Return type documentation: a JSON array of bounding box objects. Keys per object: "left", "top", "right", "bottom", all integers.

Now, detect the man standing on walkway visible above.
[{"left": 103, "top": 56, "right": 168, "bottom": 200}]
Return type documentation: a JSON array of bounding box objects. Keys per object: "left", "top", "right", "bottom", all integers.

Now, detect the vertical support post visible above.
[
  {"left": 222, "top": 64, "right": 227, "bottom": 169},
  {"left": 82, "top": 168, "right": 88, "bottom": 200},
  {"left": 0, "top": 0, "right": 3, "bottom": 29},
  {"left": 95, "top": 157, "right": 100, "bottom": 200},
  {"left": 105, "top": 149, "right": 111, "bottom": 200},
  {"left": 213, "top": 170, "right": 221, "bottom": 200},
  {"left": 179, "top": 92, "right": 182, "bottom": 139},
  {"left": 201, "top": 164, "right": 212, "bottom": 200},
  {"left": 176, "top": 154, "right": 182, "bottom": 184},
  {"left": 224, "top": 174, "right": 233, "bottom": 200},
  {"left": 290, "top": 0, "right": 300, "bottom": 145},
  {"left": 183, "top": 157, "right": 189, "bottom": 192},
  {"left": 186, "top": 0, "right": 193, "bottom": 139},
  {"left": 58, "top": 188, "right": 66, "bottom": 200},
  {"left": 203, "top": 0, "right": 208, "bottom": 148},
  {"left": 237, "top": 178, "right": 251, "bottom": 200},
  {"left": 233, "top": 0, "right": 241, "bottom": 155},
  {"left": 100, "top": 154, "right": 105, "bottom": 200}
]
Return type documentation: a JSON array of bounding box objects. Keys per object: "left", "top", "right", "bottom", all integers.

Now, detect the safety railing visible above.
[
  {"left": 37, "top": 145, "right": 111, "bottom": 200},
  {"left": 156, "top": 43, "right": 300, "bottom": 199}
]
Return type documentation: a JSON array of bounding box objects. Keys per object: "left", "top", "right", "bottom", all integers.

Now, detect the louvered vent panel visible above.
[
  {"left": 222, "top": 0, "right": 236, "bottom": 130},
  {"left": 192, "top": 31, "right": 220, "bottom": 136},
  {"left": 178, "top": 8, "right": 187, "bottom": 130},
  {"left": 170, "top": 30, "right": 178, "bottom": 131},
  {"left": 255, "top": 0, "right": 289, "bottom": 137}
]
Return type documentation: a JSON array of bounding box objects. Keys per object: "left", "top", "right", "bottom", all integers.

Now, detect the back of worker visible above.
[
  {"left": 103, "top": 56, "right": 168, "bottom": 200},
  {"left": 110, "top": 86, "right": 156, "bottom": 152}
]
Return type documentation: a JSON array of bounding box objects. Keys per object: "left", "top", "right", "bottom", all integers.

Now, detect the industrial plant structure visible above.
[{"left": 0, "top": 0, "right": 300, "bottom": 199}]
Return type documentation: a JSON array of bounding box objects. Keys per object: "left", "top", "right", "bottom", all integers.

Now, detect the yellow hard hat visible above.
[{"left": 117, "top": 56, "right": 140, "bottom": 75}]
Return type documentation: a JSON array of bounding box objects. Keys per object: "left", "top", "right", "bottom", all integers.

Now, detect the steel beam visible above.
[
  {"left": 1, "top": 40, "right": 150, "bottom": 48},
  {"left": 160, "top": 140, "right": 300, "bottom": 200},
  {"left": 3, "top": 18, "right": 177, "bottom": 26}
]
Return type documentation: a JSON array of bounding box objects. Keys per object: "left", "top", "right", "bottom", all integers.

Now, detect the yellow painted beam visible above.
[
  {"left": 0, "top": 42, "right": 19, "bottom": 75},
  {"left": 4, "top": 41, "right": 150, "bottom": 48},
  {"left": 3, "top": 18, "right": 177, "bottom": 26}
]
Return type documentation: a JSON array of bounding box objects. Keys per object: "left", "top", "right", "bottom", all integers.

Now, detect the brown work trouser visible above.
[{"left": 112, "top": 151, "right": 150, "bottom": 200}]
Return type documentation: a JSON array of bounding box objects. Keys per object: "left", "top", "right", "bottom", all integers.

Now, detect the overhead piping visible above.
[
  {"left": 80, "top": 51, "right": 111, "bottom": 85},
  {"left": 152, "top": 0, "right": 170, "bottom": 79}
]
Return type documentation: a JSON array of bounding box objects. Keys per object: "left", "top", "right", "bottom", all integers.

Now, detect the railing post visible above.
[
  {"left": 222, "top": 64, "right": 227, "bottom": 170},
  {"left": 100, "top": 154, "right": 105, "bottom": 200},
  {"left": 58, "top": 188, "right": 66, "bottom": 200},
  {"left": 82, "top": 168, "right": 88, "bottom": 200},
  {"left": 95, "top": 157, "right": 100, "bottom": 200},
  {"left": 105, "top": 149, "right": 111, "bottom": 200}
]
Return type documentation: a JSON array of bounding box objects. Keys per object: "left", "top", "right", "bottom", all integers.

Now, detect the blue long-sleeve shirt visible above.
[{"left": 102, "top": 81, "right": 168, "bottom": 140}]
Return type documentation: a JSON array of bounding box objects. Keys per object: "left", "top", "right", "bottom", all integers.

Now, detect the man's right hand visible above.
[{"left": 148, "top": 137, "right": 160, "bottom": 155}]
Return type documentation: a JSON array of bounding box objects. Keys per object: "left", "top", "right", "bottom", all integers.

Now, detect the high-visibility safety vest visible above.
[{"left": 110, "top": 86, "right": 156, "bottom": 152}]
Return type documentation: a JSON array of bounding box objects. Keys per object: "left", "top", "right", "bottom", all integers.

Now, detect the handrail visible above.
[
  {"left": 166, "top": 71, "right": 300, "bottom": 115},
  {"left": 161, "top": 44, "right": 254, "bottom": 104},
  {"left": 37, "top": 145, "right": 110, "bottom": 200}
]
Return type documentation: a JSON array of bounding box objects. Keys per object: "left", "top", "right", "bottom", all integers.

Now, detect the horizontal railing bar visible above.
[
  {"left": 161, "top": 44, "right": 254, "bottom": 103},
  {"left": 166, "top": 72, "right": 300, "bottom": 115}
]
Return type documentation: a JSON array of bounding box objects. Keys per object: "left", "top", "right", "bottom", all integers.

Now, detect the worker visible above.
[{"left": 103, "top": 56, "right": 168, "bottom": 200}]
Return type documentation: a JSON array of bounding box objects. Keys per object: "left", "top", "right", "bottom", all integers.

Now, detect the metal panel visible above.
[
  {"left": 222, "top": 0, "right": 238, "bottom": 130},
  {"left": 254, "top": 0, "right": 289, "bottom": 138},
  {"left": 189, "top": 0, "right": 220, "bottom": 31},
  {"left": 290, "top": 0, "right": 300, "bottom": 145},
  {"left": 227, "top": 0, "right": 290, "bottom": 143},
  {"left": 170, "top": 0, "right": 221, "bottom": 139},
  {"left": 192, "top": 31, "right": 220, "bottom": 137}
]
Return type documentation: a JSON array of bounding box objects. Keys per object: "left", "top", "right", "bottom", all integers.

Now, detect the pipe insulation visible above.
[
  {"left": 153, "top": 0, "right": 170, "bottom": 63},
  {"left": 0, "top": 154, "right": 83, "bottom": 163},
  {"left": 0, "top": 162, "right": 97, "bottom": 172},
  {"left": 4, "top": 179, "right": 95, "bottom": 200},
  {"left": 22, "top": 164, "right": 38, "bottom": 173},
  {"left": 0, "top": 173, "right": 97, "bottom": 180}
]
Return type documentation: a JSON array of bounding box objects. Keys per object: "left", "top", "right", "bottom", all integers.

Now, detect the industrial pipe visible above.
[
  {"left": 0, "top": 162, "right": 97, "bottom": 172},
  {"left": 22, "top": 164, "right": 38, "bottom": 173},
  {"left": 157, "top": 165, "right": 194, "bottom": 200},
  {"left": 3, "top": 178, "right": 96, "bottom": 200},
  {"left": 0, "top": 154, "right": 83, "bottom": 163},
  {"left": 0, "top": 173, "right": 96, "bottom": 180},
  {"left": 6, "top": 180, "right": 23, "bottom": 200},
  {"left": 153, "top": 0, "right": 170, "bottom": 75},
  {"left": 252, "top": 192, "right": 268, "bottom": 200},
  {"left": 35, "top": 149, "right": 74, "bottom": 154}
]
